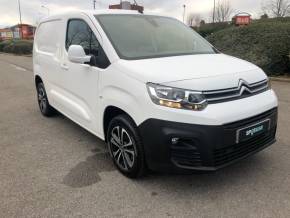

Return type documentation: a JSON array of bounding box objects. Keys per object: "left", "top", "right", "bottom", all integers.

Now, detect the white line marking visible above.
[{"left": 9, "top": 64, "right": 27, "bottom": 72}]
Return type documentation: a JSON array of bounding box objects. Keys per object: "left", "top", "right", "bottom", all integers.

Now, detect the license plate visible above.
[{"left": 236, "top": 119, "right": 270, "bottom": 143}]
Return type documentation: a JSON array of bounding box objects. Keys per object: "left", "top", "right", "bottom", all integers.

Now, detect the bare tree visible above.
[
  {"left": 260, "top": 13, "right": 269, "bottom": 19},
  {"left": 262, "top": 0, "right": 290, "bottom": 17},
  {"left": 200, "top": 20, "right": 206, "bottom": 26},
  {"left": 213, "top": 0, "right": 233, "bottom": 22},
  {"left": 187, "top": 13, "right": 201, "bottom": 27},
  {"left": 187, "top": 13, "right": 195, "bottom": 26}
]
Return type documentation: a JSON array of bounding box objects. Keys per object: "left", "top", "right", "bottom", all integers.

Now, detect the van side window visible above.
[
  {"left": 66, "top": 19, "right": 110, "bottom": 69},
  {"left": 37, "top": 20, "right": 61, "bottom": 53}
]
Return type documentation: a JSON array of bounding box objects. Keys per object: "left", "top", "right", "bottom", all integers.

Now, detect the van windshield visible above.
[{"left": 95, "top": 14, "right": 216, "bottom": 60}]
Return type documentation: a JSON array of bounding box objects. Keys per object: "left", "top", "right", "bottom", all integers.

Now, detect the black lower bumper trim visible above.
[{"left": 138, "top": 108, "right": 278, "bottom": 172}]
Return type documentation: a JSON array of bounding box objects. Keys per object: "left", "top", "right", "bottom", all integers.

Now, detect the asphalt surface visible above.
[{"left": 0, "top": 53, "right": 290, "bottom": 218}]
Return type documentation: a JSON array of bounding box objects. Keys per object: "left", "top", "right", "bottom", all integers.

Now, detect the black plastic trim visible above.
[{"left": 138, "top": 108, "right": 278, "bottom": 173}]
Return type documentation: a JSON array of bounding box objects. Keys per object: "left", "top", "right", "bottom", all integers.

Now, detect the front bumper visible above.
[{"left": 138, "top": 108, "right": 278, "bottom": 173}]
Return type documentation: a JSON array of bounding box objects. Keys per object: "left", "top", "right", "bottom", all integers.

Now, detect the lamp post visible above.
[
  {"left": 41, "top": 5, "right": 50, "bottom": 16},
  {"left": 17, "top": 0, "right": 23, "bottom": 39},
  {"left": 212, "top": 0, "right": 216, "bottom": 23},
  {"left": 93, "top": 0, "right": 96, "bottom": 9},
  {"left": 183, "top": 4, "right": 186, "bottom": 23}
]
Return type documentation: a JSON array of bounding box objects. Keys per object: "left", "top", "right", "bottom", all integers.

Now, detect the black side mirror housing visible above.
[
  {"left": 86, "top": 49, "right": 110, "bottom": 69},
  {"left": 89, "top": 55, "right": 97, "bottom": 66}
]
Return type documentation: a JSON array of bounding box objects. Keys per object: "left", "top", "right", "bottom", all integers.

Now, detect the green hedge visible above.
[
  {"left": 0, "top": 40, "right": 12, "bottom": 51},
  {"left": 253, "top": 17, "right": 290, "bottom": 24},
  {"left": 194, "top": 22, "right": 231, "bottom": 37},
  {"left": 0, "top": 40, "right": 33, "bottom": 55},
  {"left": 207, "top": 20, "right": 290, "bottom": 75}
]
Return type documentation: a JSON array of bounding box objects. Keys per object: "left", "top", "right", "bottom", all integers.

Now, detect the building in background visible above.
[
  {"left": 0, "top": 24, "right": 36, "bottom": 40},
  {"left": 109, "top": 1, "right": 144, "bottom": 13},
  {"left": 232, "top": 13, "right": 251, "bottom": 26},
  {"left": 0, "top": 28, "right": 14, "bottom": 40},
  {"left": 10, "top": 24, "right": 36, "bottom": 39}
]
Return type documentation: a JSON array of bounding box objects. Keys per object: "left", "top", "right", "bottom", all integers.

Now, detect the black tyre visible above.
[
  {"left": 36, "top": 82, "right": 55, "bottom": 117},
  {"left": 107, "top": 115, "right": 146, "bottom": 178}
]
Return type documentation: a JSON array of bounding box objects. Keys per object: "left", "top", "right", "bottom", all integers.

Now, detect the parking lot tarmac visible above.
[{"left": 1, "top": 54, "right": 290, "bottom": 217}]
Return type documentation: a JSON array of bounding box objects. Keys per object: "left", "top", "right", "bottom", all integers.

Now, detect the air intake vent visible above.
[
  {"left": 214, "top": 129, "right": 275, "bottom": 167},
  {"left": 171, "top": 139, "right": 202, "bottom": 168}
]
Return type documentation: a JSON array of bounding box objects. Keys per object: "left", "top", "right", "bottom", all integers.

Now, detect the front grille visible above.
[
  {"left": 171, "top": 139, "right": 202, "bottom": 168},
  {"left": 224, "top": 108, "right": 277, "bottom": 130},
  {"left": 214, "top": 130, "right": 275, "bottom": 167},
  {"left": 203, "top": 79, "right": 269, "bottom": 104}
]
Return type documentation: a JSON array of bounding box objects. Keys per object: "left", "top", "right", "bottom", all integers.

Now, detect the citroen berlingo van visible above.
[{"left": 33, "top": 10, "right": 278, "bottom": 178}]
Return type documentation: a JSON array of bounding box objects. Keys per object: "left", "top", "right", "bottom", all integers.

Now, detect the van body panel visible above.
[{"left": 116, "top": 54, "right": 264, "bottom": 84}]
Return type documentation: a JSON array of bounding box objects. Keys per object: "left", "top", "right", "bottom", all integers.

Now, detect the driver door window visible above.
[{"left": 66, "top": 19, "right": 110, "bottom": 68}]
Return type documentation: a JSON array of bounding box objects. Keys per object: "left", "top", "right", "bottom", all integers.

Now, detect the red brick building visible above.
[
  {"left": 11, "top": 24, "right": 36, "bottom": 39},
  {"left": 0, "top": 28, "right": 13, "bottom": 40},
  {"left": 0, "top": 24, "right": 36, "bottom": 40},
  {"left": 233, "top": 13, "right": 251, "bottom": 26}
]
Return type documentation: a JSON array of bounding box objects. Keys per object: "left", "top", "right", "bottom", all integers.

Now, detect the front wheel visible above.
[{"left": 107, "top": 115, "right": 146, "bottom": 178}]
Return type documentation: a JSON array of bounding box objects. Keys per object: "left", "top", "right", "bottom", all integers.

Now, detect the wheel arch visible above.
[
  {"left": 103, "top": 105, "right": 138, "bottom": 142},
  {"left": 35, "top": 75, "right": 43, "bottom": 88}
]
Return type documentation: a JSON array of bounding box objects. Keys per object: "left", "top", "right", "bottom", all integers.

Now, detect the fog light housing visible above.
[{"left": 171, "top": 137, "right": 179, "bottom": 145}]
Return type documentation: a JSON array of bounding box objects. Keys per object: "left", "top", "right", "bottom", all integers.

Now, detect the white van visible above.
[{"left": 33, "top": 10, "right": 278, "bottom": 178}]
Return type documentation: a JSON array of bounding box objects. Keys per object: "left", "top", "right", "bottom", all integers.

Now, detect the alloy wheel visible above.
[
  {"left": 38, "top": 86, "right": 47, "bottom": 112},
  {"left": 110, "top": 126, "right": 136, "bottom": 171}
]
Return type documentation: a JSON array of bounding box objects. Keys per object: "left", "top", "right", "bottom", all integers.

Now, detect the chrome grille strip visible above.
[
  {"left": 203, "top": 79, "right": 268, "bottom": 95},
  {"left": 203, "top": 79, "right": 269, "bottom": 103}
]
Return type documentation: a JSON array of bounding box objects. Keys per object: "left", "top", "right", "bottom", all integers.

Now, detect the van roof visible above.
[{"left": 39, "top": 9, "right": 166, "bottom": 24}]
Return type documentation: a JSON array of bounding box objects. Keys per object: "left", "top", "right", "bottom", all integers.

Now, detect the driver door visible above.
[{"left": 58, "top": 17, "right": 109, "bottom": 132}]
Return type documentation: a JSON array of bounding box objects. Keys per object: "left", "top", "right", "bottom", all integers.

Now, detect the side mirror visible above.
[{"left": 68, "top": 45, "right": 91, "bottom": 64}]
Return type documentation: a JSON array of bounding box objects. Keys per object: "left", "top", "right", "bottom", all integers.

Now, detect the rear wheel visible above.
[
  {"left": 36, "top": 82, "right": 55, "bottom": 117},
  {"left": 107, "top": 115, "right": 146, "bottom": 178}
]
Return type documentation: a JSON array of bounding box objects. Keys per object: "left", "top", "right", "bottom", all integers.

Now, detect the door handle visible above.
[{"left": 61, "top": 63, "right": 69, "bottom": 70}]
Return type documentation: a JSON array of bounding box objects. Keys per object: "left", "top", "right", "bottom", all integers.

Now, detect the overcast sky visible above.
[{"left": 0, "top": 0, "right": 266, "bottom": 27}]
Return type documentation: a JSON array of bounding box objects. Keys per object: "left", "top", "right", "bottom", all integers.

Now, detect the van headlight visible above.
[{"left": 147, "top": 83, "right": 208, "bottom": 111}]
